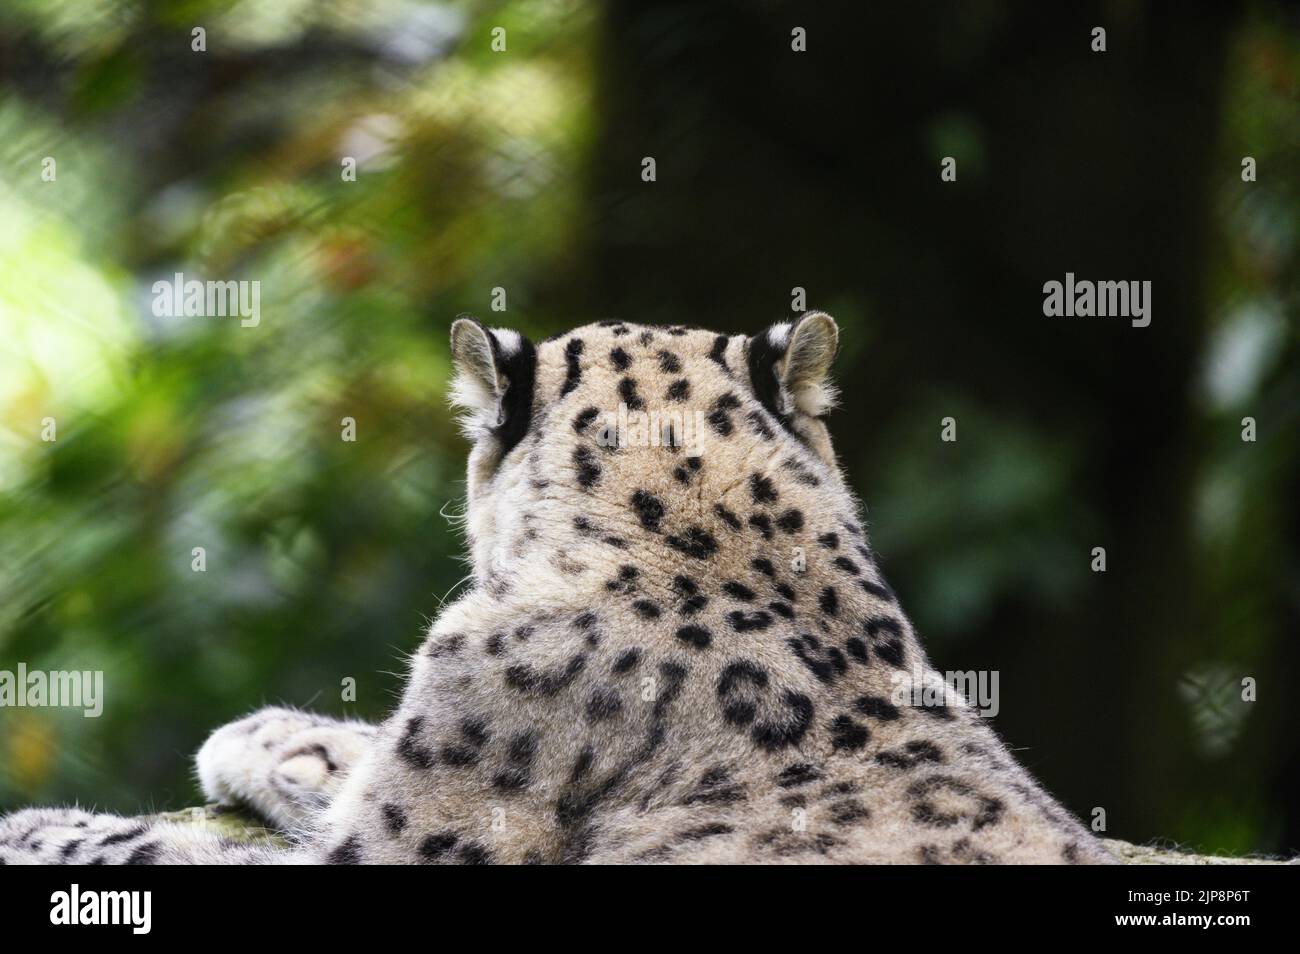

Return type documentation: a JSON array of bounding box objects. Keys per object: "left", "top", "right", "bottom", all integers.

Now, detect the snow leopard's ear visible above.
[
  {"left": 747, "top": 311, "right": 839, "bottom": 420},
  {"left": 449, "top": 316, "right": 536, "bottom": 454}
]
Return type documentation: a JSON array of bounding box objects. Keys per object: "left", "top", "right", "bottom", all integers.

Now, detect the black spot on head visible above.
[
  {"left": 856, "top": 695, "right": 901, "bottom": 720},
  {"left": 666, "top": 378, "right": 690, "bottom": 401},
  {"left": 666, "top": 526, "right": 718, "bottom": 559},
  {"left": 632, "top": 599, "right": 661, "bottom": 619},
  {"left": 708, "top": 393, "right": 740, "bottom": 435},
  {"left": 673, "top": 574, "right": 709, "bottom": 614},
  {"left": 834, "top": 556, "right": 859, "bottom": 575},
  {"left": 876, "top": 638, "right": 905, "bottom": 667},
  {"left": 618, "top": 377, "right": 645, "bottom": 410},
  {"left": 817, "top": 532, "right": 840, "bottom": 549},
  {"left": 768, "top": 600, "right": 794, "bottom": 618},
  {"left": 676, "top": 624, "right": 712, "bottom": 649},
  {"left": 749, "top": 514, "right": 773, "bottom": 540},
  {"left": 610, "top": 347, "right": 632, "bottom": 371},
  {"left": 819, "top": 587, "right": 839, "bottom": 616},
  {"left": 657, "top": 350, "right": 681, "bottom": 373},
  {"left": 727, "top": 609, "right": 773, "bottom": 632},
  {"left": 777, "top": 509, "right": 804, "bottom": 533},
  {"left": 713, "top": 504, "right": 742, "bottom": 530},
  {"left": 749, "top": 474, "right": 779, "bottom": 504},
  {"left": 722, "top": 581, "right": 756, "bottom": 601},
  {"left": 573, "top": 446, "right": 601, "bottom": 488},
  {"left": 632, "top": 490, "right": 665, "bottom": 531},
  {"left": 751, "top": 557, "right": 775, "bottom": 576}
]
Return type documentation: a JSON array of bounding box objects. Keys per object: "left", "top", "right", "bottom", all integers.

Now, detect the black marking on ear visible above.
[
  {"left": 488, "top": 330, "right": 536, "bottom": 457},
  {"left": 709, "top": 335, "right": 731, "bottom": 371},
  {"left": 746, "top": 330, "right": 787, "bottom": 422}
]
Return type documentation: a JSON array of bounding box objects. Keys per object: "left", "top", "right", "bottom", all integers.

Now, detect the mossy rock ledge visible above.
[{"left": 152, "top": 806, "right": 1295, "bottom": 864}]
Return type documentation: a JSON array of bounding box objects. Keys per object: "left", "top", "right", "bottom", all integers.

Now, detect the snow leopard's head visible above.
[{"left": 448, "top": 315, "right": 849, "bottom": 590}]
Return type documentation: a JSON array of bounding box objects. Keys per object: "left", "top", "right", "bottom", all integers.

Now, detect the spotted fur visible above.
[{"left": 0, "top": 315, "right": 1113, "bottom": 865}]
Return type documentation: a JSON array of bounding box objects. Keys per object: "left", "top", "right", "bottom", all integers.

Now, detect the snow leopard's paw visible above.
[{"left": 197, "top": 706, "right": 377, "bottom": 832}]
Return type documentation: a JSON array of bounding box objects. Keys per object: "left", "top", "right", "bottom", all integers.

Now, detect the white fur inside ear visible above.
[
  {"left": 449, "top": 319, "right": 505, "bottom": 441},
  {"left": 490, "top": 327, "right": 522, "bottom": 356},
  {"left": 781, "top": 312, "right": 839, "bottom": 417}
]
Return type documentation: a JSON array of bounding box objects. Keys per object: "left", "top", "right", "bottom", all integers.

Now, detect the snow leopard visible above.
[{"left": 0, "top": 313, "right": 1114, "bottom": 864}]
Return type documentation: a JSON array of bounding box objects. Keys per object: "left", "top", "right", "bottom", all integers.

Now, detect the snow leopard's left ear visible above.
[
  {"left": 449, "top": 316, "right": 536, "bottom": 454},
  {"left": 747, "top": 311, "right": 839, "bottom": 420}
]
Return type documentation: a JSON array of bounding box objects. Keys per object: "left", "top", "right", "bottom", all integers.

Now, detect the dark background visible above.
[{"left": 1, "top": 1, "right": 1296, "bottom": 856}]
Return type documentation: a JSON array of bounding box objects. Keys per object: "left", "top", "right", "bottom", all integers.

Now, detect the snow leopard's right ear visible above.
[
  {"left": 747, "top": 311, "right": 840, "bottom": 421},
  {"left": 449, "top": 316, "right": 536, "bottom": 454}
]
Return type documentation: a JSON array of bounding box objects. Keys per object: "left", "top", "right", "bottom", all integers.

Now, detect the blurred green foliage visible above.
[
  {"left": 0, "top": 0, "right": 1296, "bottom": 856},
  {"left": 0, "top": 0, "right": 596, "bottom": 810}
]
